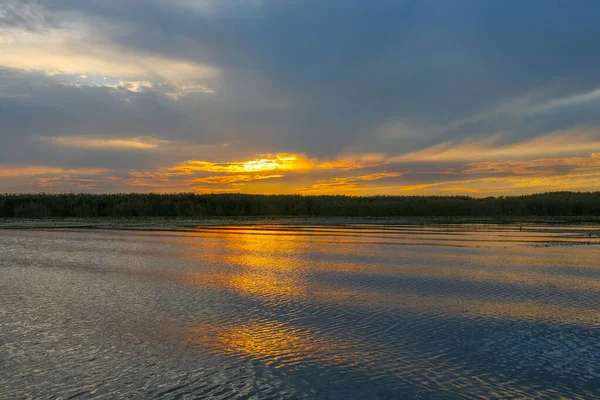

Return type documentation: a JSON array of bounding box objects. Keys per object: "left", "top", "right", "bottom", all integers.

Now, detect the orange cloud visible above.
[
  {"left": 171, "top": 153, "right": 389, "bottom": 176},
  {"left": 393, "top": 170, "right": 600, "bottom": 195},
  {"left": 478, "top": 172, "right": 600, "bottom": 190},
  {"left": 298, "top": 172, "right": 402, "bottom": 193},
  {"left": 440, "top": 187, "right": 479, "bottom": 193},
  {"left": 36, "top": 176, "right": 98, "bottom": 190},
  {"left": 398, "top": 130, "right": 600, "bottom": 162},
  {"left": 109, "top": 170, "right": 185, "bottom": 189},
  {"left": 190, "top": 186, "right": 240, "bottom": 194},
  {"left": 318, "top": 154, "right": 388, "bottom": 170},
  {"left": 0, "top": 165, "right": 108, "bottom": 177},
  {"left": 15, "top": 143, "right": 598, "bottom": 195},
  {"left": 398, "top": 183, "right": 437, "bottom": 192},
  {"left": 45, "top": 136, "right": 168, "bottom": 150},
  {"left": 0, "top": 165, "right": 110, "bottom": 192},
  {"left": 171, "top": 154, "right": 314, "bottom": 174},
  {"left": 109, "top": 147, "right": 600, "bottom": 195},
  {"left": 191, "top": 174, "right": 284, "bottom": 184},
  {"left": 464, "top": 154, "right": 600, "bottom": 174},
  {"left": 359, "top": 172, "right": 403, "bottom": 181}
]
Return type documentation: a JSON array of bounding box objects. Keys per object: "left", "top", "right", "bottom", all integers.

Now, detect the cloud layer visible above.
[{"left": 2, "top": 0, "right": 600, "bottom": 195}]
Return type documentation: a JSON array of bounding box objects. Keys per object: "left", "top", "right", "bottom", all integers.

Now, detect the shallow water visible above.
[{"left": 1, "top": 224, "right": 599, "bottom": 399}]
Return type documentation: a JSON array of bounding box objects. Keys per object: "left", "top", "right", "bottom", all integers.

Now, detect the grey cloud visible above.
[
  {"left": 0, "top": 0, "right": 60, "bottom": 32},
  {"left": 0, "top": 68, "right": 180, "bottom": 138},
  {"left": 2, "top": 0, "right": 600, "bottom": 170}
]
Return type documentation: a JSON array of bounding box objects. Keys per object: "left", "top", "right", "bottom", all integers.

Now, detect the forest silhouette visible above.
[{"left": 1, "top": 192, "right": 599, "bottom": 218}]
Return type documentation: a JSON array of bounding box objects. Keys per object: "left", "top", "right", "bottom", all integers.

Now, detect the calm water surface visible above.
[{"left": 1, "top": 224, "right": 599, "bottom": 399}]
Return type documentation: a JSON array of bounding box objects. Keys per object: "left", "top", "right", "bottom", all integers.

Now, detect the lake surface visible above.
[{"left": 1, "top": 224, "right": 599, "bottom": 399}]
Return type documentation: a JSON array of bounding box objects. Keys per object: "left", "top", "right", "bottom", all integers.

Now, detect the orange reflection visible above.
[
  {"left": 184, "top": 317, "right": 578, "bottom": 398},
  {"left": 175, "top": 226, "right": 600, "bottom": 328},
  {"left": 217, "top": 322, "right": 312, "bottom": 366},
  {"left": 179, "top": 229, "right": 307, "bottom": 302},
  {"left": 187, "top": 319, "right": 359, "bottom": 369},
  {"left": 177, "top": 227, "right": 600, "bottom": 301},
  {"left": 228, "top": 274, "right": 305, "bottom": 299},
  {"left": 222, "top": 230, "right": 306, "bottom": 300},
  {"left": 175, "top": 226, "right": 599, "bottom": 396}
]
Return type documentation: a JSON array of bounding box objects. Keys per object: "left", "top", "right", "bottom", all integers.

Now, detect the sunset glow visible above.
[{"left": 1, "top": 1, "right": 600, "bottom": 195}]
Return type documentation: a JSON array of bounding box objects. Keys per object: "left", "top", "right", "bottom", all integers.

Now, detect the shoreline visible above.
[{"left": 2, "top": 216, "right": 600, "bottom": 231}]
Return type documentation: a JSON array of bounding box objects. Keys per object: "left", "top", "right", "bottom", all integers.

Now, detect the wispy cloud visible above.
[
  {"left": 0, "top": 14, "right": 219, "bottom": 96},
  {"left": 44, "top": 136, "right": 169, "bottom": 150},
  {"left": 0, "top": 165, "right": 108, "bottom": 177},
  {"left": 298, "top": 172, "right": 402, "bottom": 194},
  {"left": 464, "top": 154, "right": 600, "bottom": 175},
  {"left": 398, "top": 130, "right": 600, "bottom": 162},
  {"left": 191, "top": 174, "right": 284, "bottom": 184},
  {"left": 531, "top": 87, "right": 600, "bottom": 114},
  {"left": 0, "top": 165, "right": 109, "bottom": 192},
  {"left": 318, "top": 154, "right": 389, "bottom": 170}
]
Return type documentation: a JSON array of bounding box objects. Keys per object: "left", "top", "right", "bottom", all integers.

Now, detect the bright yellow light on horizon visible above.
[
  {"left": 172, "top": 153, "right": 312, "bottom": 174},
  {"left": 242, "top": 159, "right": 284, "bottom": 172},
  {"left": 241, "top": 154, "right": 307, "bottom": 172}
]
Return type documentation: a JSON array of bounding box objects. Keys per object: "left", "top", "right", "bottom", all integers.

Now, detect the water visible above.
[{"left": 1, "top": 224, "right": 599, "bottom": 399}]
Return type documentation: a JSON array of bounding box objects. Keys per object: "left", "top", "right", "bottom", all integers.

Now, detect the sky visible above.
[{"left": 2, "top": 0, "right": 600, "bottom": 196}]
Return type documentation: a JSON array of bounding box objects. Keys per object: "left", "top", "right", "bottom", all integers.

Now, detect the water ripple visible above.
[{"left": 1, "top": 224, "right": 599, "bottom": 399}]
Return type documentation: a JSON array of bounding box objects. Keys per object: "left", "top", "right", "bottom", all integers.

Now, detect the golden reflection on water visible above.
[
  {"left": 177, "top": 267, "right": 599, "bottom": 328},
  {"left": 176, "top": 225, "right": 599, "bottom": 399},
  {"left": 187, "top": 320, "right": 364, "bottom": 370},
  {"left": 218, "top": 323, "right": 307, "bottom": 367},
  {"left": 228, "top": 274, "right": 305, "bottom": 299},
  {"left": 212, "top": 322, "right": 314, "bottom": 367},
  {"left": 180, "top": 230, "right": 307, "bottom": 301},
  {"left": 183, "top": 225, "right": 598, "bottom": 248},
  {"left": 184, "top": 317, "right": 584, "bottom": 399},
  {"left": 174, "top": 226, "right": 600, "bottom": 328}
]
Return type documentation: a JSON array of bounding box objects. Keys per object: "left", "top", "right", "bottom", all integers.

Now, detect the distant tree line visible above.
[{"left": 0, "top": 192, "right": 600, "bottom": 218}]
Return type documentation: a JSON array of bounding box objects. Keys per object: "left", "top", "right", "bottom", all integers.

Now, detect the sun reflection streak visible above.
[
  {"left": 179, "top": 229, "right": 307, "bottom": 302},
  {"left": 184, "top": 314, "right": 593, "bottom": 398},
  {"left": 173, "top": 226, "right": 600, "bottom": 328},
  {"left": 186, "top": 320, "right": 350, "bottom": 369}
]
